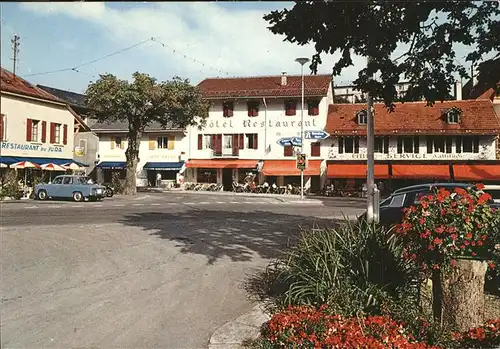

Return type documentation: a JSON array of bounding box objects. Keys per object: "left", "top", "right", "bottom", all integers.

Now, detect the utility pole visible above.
[
  {"left": 11, "top": 34, "right": 20, "bottom": 77},
  {"left": 366, "top": 56, "right": 376, "bottom": 223}
]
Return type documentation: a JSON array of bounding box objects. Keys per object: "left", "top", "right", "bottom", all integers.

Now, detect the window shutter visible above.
[
  {"left": 253, "top": 134, "right": 258, "bottom": 149},
  {"left": 217, "top": 134, "right": 222, "bottom": 153},
  {"left": 354, "top": 137, "right": 360, "bottom": 154},
  {"left": 50, "top": 122, "right": 56, "bottom": 144},
  {"left": 455, "top": 136, "right": 462, "bottom": 153},
  {"left": 41, "top": 121, "right": 47, "bottom": 143},
  {"left": 110, "top": 136, "right": 115, "bottom": 149},
  {"left": 426, "top": 136, "right": 433, "bottom": 153},
  {"left": 0, "top": 115, "right": 4, "bottom": 142},
  {"left": 284, "top": 145, "right": 292, "bottom": 156},
  {"left": 26, "top": 118, "right": 32, "bottom": 142},
  {"left": 239, "top": 134, "right": 244, "bottom": 149},
  {"left": 168, "top": 136, "right": 175, "bottom": 150},
  {"left": 149, "top": 137, "right": 156, "bottom": 150},
  {"left": 197, "top": 135, "right": 202, "bottom": 150},
  {"left": 413, "top": 136, "right": 419, "bottom": 153},
  {"left": 228, "top": 104, "right": 233, "bottom": 117},
  {"left": 232, "top": 134, "right": 239, "bottom": 155},
  {"left": 339, "top": 137, "right": 344, "bottom": 154},
  {"left": 473, "top": 136, "right": 479, "bottom": 153},
  {"left": 63, "top": 124, "right": 68, "bottom": 145},
  {"left": 397, "top": 138, "right": 403, "bottom": 154},
  {"left": 121, "top": 138, "right": 125, "bottom": 149}
]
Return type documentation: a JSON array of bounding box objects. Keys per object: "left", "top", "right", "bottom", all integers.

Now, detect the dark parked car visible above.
[{"left": 359, "top": 182, "right": 499, "bottom": 227}]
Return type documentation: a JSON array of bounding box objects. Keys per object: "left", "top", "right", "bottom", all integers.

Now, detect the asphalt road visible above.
[{"left": 1, "top": 192, "right": 364, "bottom": 348}]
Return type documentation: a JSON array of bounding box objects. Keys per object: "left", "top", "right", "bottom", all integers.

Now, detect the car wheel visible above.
[
  {"left": 37, "top": 190, "right": 48, "bottom": 201},
  {"left": 106, "top": 188, "right": 114, "bottom": 197},
  {"left": 72, "top": 191, "right": 84, "bottom": 202}
]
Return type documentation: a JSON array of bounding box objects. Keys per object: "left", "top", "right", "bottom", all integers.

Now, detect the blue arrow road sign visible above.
[
  {"left": 304, "top": 130, "right": 330, "bottom": 140},
  {"left": 290, "top": 137, "right": 302, "bottom": 147},
  {"left": 277, "top": 137, "right": 293, "bottom": 147}
]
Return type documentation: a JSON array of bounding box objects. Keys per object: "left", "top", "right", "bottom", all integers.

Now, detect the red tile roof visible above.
[
  {"left": 1, "top": 67, "right": 64, "bottom": 103},
  {"left": 197, "top": 74, "right": 332, "bottom": 99},
  {"left": 326, "top": 99, "right": 500, "bottom": 136}
]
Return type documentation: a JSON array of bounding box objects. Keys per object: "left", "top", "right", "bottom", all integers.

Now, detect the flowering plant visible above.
[
  {"left": 262, "top": 305, "right": 440, "bottom": 348},
  {"left": 451, "top": 318, "right": 500, "bottom": 348},
  {"left": 396, "top": 184, "right": 500, "bottom": 274}
]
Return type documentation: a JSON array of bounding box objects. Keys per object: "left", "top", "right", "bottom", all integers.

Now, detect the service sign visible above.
[{"left": 296, "top": 153, "right": 307, "bottom": 171}]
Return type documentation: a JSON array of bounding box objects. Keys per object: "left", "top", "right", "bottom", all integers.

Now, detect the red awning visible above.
[
  {"left": 391, "top": 164, "right": 451, "bottom": 179},
  {"left": 327, "top": 163, "right": 389, "bottom": 179},
  {"left": 186, "top": 159, "right": 258, "bottom": 169},
  {"left": 262, "top": 160, "right": 322, "bottom": 176},
  {"left": 453, "top": 164, "right": 500, "bottom": 181}
]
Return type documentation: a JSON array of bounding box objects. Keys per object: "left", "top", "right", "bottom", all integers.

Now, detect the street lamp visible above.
[{"left": 295, "top": 57, "right": 309, "bottom": 200}]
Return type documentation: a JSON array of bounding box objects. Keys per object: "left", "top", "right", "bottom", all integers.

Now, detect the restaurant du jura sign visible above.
[{"left": 1, "top": 141, "right": 63, "bottom": 153}]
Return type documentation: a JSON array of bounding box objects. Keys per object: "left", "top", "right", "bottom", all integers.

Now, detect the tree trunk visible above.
[
  {"left": 436, "top": 259, "right": 488, "bottom": 332},
  {"left": 124, "top": 131, "right": 141, "bottom": 195}
]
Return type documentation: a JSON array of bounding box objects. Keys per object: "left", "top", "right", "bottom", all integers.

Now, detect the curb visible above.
[{"left": 208, "top": 304, "right": 269, "bottom": 349}]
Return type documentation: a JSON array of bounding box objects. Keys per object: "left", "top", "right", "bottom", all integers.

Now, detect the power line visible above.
[
  {"left": 23, "top": 38, "right": 153, "bottom": 78},
  {"left": 151, "top": 37, "right": 230, "bottom": 77}
]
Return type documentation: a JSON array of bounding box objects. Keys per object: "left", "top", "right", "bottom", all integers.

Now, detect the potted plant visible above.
[{"left": 397, "top": 184, "right": 500, "bottom": 332}]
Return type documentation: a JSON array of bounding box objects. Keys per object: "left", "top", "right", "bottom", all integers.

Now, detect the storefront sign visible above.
[
  {"left": 1, "top": 141, "right": 63, "bottom": 153},
  {"left": 204, "top": 119, "right": 318, "bottom": 130},
  {"left": 328, "top": 150, "right": 488, "bottom": 161}
]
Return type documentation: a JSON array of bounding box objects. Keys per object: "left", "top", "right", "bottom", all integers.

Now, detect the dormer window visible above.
[
  {"left": 223, "top": 101, "right": 234, "bottom": 117},
  {"left": 285, "top": 100, "right": 297, "bottom": 116},
  {"left": 356, "top": 109, "right": 367, "bottom": 124},
  {"left": 444, "top": 107, "right": 462, "bottom": 124},
  {"left": 247, "top": 101, "right": 259, "bottom": 117},
  {"left": 307, "top": 100, "right": 320, "bottom": 116}
]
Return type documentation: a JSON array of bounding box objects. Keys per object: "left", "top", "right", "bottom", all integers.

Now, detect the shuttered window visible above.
[
  {"left": 247, "top": 101, "right": 259, "bottom": 117},
  {"left": 310, "top": 142, "right": 321, "bottom": 156},
  {"left": 285, "top": 100, "right": 297, "bottom": 116},
  {"left": 150, "top": 137, "right": 157, "bottom": 150},
  {"left": 284, "top": 145, "right": 293, "bottom": 157},
  {"left": 223, "top": 102, "right": 234, "bottom": 117},
  {"left": 308, "top": 100, "right": 320, "bottom": 116}
]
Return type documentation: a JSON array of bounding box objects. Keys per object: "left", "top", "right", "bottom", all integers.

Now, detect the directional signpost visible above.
[
  {"left": 296, "top": 153, "right": 307, "bottom": 171},
  {"left": 290, "top": 136, "right": 302, "bottom": 147},
  {"left": 304, "top": 130, "right": 330, "bottom": 140},
  {"left": 277, "top": 137, "right": 293, "bottom": 147}
]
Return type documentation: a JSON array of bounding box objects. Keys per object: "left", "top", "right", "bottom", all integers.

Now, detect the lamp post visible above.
[{"left": 295, "top": 57, "right": 309, "bottom": 200}]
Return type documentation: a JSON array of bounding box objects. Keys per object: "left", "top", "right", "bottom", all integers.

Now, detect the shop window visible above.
[
  {"left": 223, "top": 101, "right": 234, "bottom": 117},
  {"left": 285, "top": 100, "right": 297, "bottom": 116},
  {"left": 157, "top": 136, "right": 169, "bottom": 149},
  {"left": 307, "top": 100, "right": 319, "bottom": 116},
  {"left": 433, "top": 137, "right": 445, "bottom": 153},
  {"left": 445, "top": 136, "right": 453, "bottom": 153},
  {"left": 247, "top": 101, "right": 259, "bottom": 117},
  {"left": 310, "top": 142, "right": 321, "bottom": 156},
  {"left": 458, "top": 136, "right": 480, "bottom": 153},
  {"left": 284, "top": 145, "right": 294, "bottom": 157},
  {"left": 245, "top": 134, "right": 258, "bottom": 149},
  {"left": 197, "top": 169, "right": 217, "bottom": 183},
  {"left": 374, "top": 136, "right": 389, "bottom": 154}
]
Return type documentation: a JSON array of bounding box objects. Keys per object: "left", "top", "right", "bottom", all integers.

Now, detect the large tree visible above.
[
  {"left": 86, "top": 72, "right": 208, "bottom": 195},
  {"left": 264, "top": 1, "right": 500, "bottom": 106}
]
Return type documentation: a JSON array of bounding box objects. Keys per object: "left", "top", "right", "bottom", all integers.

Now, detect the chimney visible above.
[
  {"left": 455, "top": 81, "right": 462, "bottom": 101},
  {"left": 281, "top": 72, "right": 287, "bottom": 86}
]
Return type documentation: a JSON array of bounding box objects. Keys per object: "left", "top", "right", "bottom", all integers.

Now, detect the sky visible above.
[{"left": 0, "top": 2, "right": 476, "bottom": 94}]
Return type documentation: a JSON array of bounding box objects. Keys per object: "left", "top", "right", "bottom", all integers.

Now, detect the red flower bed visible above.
[
  {"left": 451, "top": 319, "right": 500, "bottom": 348},
  {"left": 262, "top": 305, "right": 440, "bottom": 348}
]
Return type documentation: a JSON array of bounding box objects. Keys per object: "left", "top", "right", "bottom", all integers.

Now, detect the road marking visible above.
[
  {"left": 71, "top": 205, "right": 84, "bottom": 208},
  {"left": 215, "top": 201, "right": 224, "bottom": 204},
  {"left": 113, "top": 204, "right": 125, "bottom": 207},
  {"left": 150, "top": 203, "right": 162, "bottom": 206},
  {"left": 184, "top": 202, "right": 195, "bottom": 205},
  {"left": 132, "top": 203, "right": 144, "bottom": 206},
  {"left": 199, "top": 202, "right": 209, "bottom": 204},
  {"left": 230, "top": 201, "right": 239, "bottom": 204},
  {"left": 25, "top": 205, "right": 38, "bottom": 209}
]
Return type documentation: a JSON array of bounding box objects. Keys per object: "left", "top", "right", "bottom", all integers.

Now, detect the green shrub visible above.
[
  {"left": 111, "top": 172, "right": 124, "bottom": 194},
  {"left": 0, "top": 170, "right": 21, "bottom": 200},
  {"left": 246, "top": 218, "right": 420, "bottom": 318}
]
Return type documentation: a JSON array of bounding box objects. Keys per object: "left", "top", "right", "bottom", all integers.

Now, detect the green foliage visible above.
[
  {"left": 85, "top": 72, "right": 209, "bottom": 131},
  {"left": 264, "top": 1, "right": 500, "bottom": 106},
  {"left": 247, "top": 219, "right": 419, "bottom": 317},
  {"left": 0, "top": 170, "right": 21, "bottom": 200},
  {"left": 111, "top": 172, "right": 124, "bottom": 195}
]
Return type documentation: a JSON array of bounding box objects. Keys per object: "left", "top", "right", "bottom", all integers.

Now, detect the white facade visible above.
[
  {"left": 0, "top": 94, "right": 75, "bottom": 160},
  {"left": 95, "top": 131, "right": 187, "bottom": 187},
  {"left": 184, "top": 84, "right": 334, "bottom": 189},
  {"left": 333, "top": 82, "right": 411, "bottom": 104}
]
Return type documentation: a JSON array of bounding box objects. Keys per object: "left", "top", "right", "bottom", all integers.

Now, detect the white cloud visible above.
[{"left": 19, "top": 2, "right": 367, "bottom": 85}]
